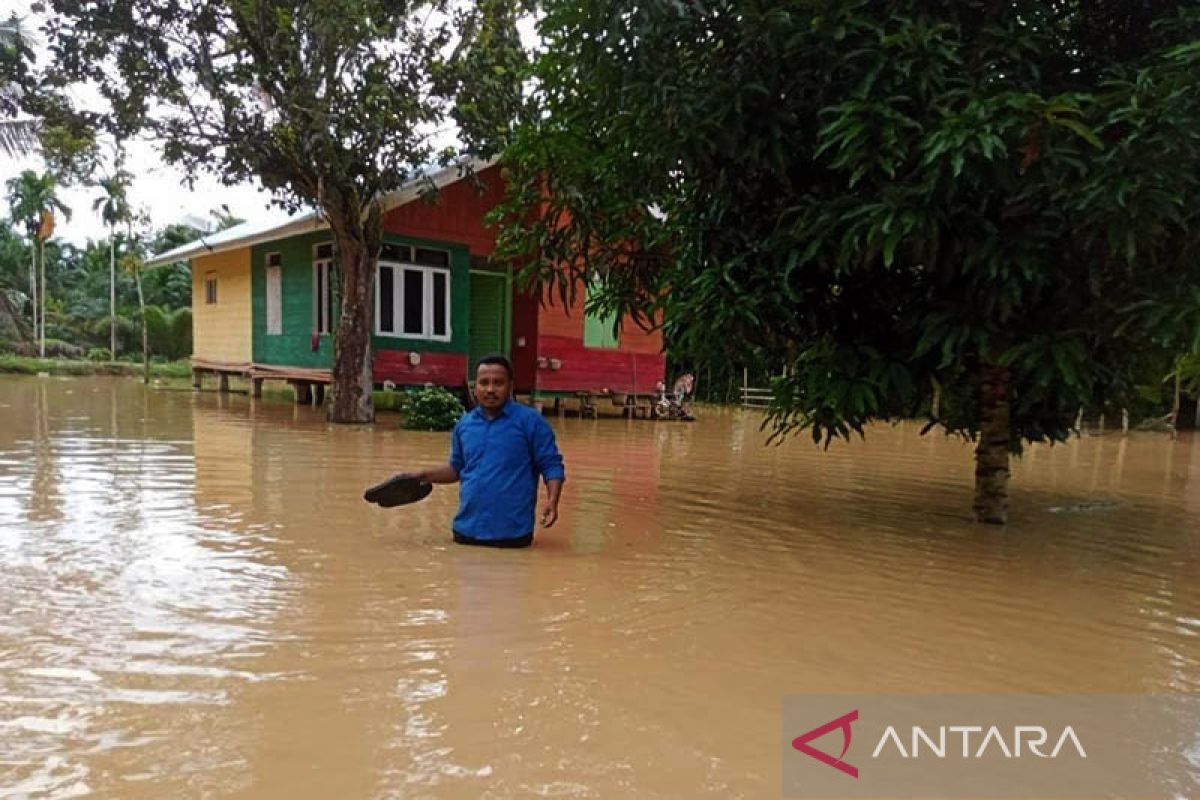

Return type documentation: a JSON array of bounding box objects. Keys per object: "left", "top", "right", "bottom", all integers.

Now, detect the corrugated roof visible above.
[{"left": 145, "top": 158, "right": 497, "bottom": 268}]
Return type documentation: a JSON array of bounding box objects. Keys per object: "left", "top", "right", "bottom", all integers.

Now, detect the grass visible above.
[{"left": 0, "top": 355, "right": 193, "bottom": 380}]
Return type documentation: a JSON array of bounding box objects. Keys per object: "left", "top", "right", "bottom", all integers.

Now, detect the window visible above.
[
  {"left": 313, "top": 243, "right": 333, "bottom": 335},
  {"left": 265, "top": 252, "right": 282, "bottom": 335},
  {"left": 376, "top": 245, "right": 451, "bottom": 340},
  {"left": 204, "top": 273, "right": 218, "bottom": 305},
  {"left": 583, "top": 284, "right": 619, "bottom": 348}
]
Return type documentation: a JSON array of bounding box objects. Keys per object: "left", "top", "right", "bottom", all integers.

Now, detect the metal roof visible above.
[{"left": 145, "top": 158, "right": 497, "bottom": 268}]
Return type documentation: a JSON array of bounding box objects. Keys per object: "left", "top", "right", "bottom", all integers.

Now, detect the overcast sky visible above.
[
  {"left": 2, "top": 2, "right": 540, "bottom": 247},
  {"left": 0, "top": 2, "right": 377, "bottom": 245}
]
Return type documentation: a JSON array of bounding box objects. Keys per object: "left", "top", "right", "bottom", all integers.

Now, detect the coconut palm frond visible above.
[
  {"left": 0, "top": 16, "right": 29, "bottom": 49},
  {"left": 0, "top": 118, "right": 38, "bottom": 158}
]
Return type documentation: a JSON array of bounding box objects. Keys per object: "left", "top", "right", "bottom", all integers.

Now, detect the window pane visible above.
[
  {"left": 414, "top": 248, "right": 449, "bottom": 268},
  {"left": 403, "top": 269, "right": 424, "bottom": 335},
  {"left": 583, "top": 287, "right": 619, "bottom": 348},
  {"left": 381, "top": 243, "right": 411, "bottom": 262},
  {"left": 318, "top": 266, "right": 325, "bottom": 333},
  {"left": 432, "top": 271, "right": 447, "bottom": 336},
  {"left": 379, "top": 266, "right": 394, "bottom": 333},
  {"left": 323, "top": 264, "right": 333, "bottom": 334},
  {"left": 266, "top": 266, "right": 282, "bottom": 334},
  {"left": 316, "top": 243, "right": 333, "bottom": 259},
  {"left": 316, "top": 263, "right": 332, "bottom": 334}
]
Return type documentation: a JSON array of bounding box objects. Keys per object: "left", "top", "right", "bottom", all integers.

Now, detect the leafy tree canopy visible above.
[{"left": 495, "top": 0, "right": 1200, "bottom": 521}]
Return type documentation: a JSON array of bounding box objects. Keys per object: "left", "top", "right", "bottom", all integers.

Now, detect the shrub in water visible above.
[
  {"left": 11, "top": 339, "right": 85, "bottom": 359},
  {"left": 402, "top": 386, "right": 464, "bottom": 431},
  {"left": 373, "top": 389, "right": 409, "bottom": 413}
]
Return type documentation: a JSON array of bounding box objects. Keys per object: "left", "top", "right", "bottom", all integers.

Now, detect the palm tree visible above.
[
  {"left": 0, "top": 15, "right": 39, "bottom": 157},
  {"left": 119, "top": 209, "right": 151, "bottom": 383},
  {"left": 6, "top": 170, "right": 71, "bottom": 356},
  {"left": 93, "top": 164, "right": 132, "bottom": 358}
]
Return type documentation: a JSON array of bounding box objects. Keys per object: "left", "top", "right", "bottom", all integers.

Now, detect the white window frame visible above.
[
  {"left": 313, "top": 244, "right": 333, "bottom": 335},
  {"left": 375, "top": 259, "right": 452, "bottom": 342},
  {"left": 265, "top": 252, "right": 283, "bottom": 335}
]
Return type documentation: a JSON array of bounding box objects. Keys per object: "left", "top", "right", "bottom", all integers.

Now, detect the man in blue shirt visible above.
[{"left": 413, "top": 354, "right": 565, "bottom": 548}]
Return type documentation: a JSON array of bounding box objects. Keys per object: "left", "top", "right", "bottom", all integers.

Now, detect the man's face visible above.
[{"left": 475, "top": 364, "right": 511, "bottom": 410}]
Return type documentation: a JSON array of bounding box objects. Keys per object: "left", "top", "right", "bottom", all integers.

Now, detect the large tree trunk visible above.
[
  {"left": 326, "top": 200, "right": 383, "bottom": 424},
  {"left": 973, "top": 362, "right": 1010, "bottom": 524}
]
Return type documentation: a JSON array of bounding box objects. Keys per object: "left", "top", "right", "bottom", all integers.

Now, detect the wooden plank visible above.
[
  {"left": 291, "top": 381, "right": 311, "bottom": 404},
  {"left": 249, "top": 364, "right": 332, "bottom": 383},
  {"left": 191, "top": 357, "right": 252, "bottom": 373}
]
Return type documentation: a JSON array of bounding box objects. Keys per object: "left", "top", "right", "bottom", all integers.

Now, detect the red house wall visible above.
[
  {"left": 374, "top": 350, "right": 468, "bottom": 386},
  {"left": 373, "top": 163, "right": 665, "bottom": 395},
  {"left": 535, "top": 290, "right": 665, "bottom": 395},
  {"left": 382, "top": 164, "right": 506, "bottom": 255},
  {"left": 511, "top": 287, "right": 540, "bottom": 393}
]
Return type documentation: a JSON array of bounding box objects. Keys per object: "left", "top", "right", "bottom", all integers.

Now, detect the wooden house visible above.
[{"left": 146, "top": 161, "right": 666, "bottom": 411}]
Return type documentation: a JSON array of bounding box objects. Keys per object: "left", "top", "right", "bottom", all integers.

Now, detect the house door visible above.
[{"left": 469, "top": 271, "right": 509, "bottom": 374}]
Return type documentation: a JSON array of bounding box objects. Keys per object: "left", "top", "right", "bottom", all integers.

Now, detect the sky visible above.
[
  {"left": 2, "top": 2, "right": 540, "bottom": 247},
  {"left": 0, "top": 1, "right": 364, "bottom": 245}
]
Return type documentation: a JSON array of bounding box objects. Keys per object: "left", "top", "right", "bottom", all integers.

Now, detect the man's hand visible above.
[{"left": 541, "top": 478, "right": 563, "bottom": 528}]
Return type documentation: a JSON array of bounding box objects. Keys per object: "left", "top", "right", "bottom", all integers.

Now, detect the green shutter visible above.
[
  {"left": 469, "top": 272, "right": 507, "bottom": 368},
  {"left": 583, "top": 287, "right": 619, "bottom": 348}
]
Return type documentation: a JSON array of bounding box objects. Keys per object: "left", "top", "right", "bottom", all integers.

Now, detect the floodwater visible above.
[{"left": 0, "top": 375, "right": 1197, "bottom": 798}]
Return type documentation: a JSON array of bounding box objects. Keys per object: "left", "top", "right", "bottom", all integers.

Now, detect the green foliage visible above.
[
  {"left": 38, "top": 0, "right": 528, "bottom": 421},
  {"left": 86, "top": 346, "right": 111, "bottom": 361},
  {"left": 0, "top": 354, "right": 191, "bottom": 378},
  {"left": 373, "top": 389, "right": 408, "bottom": 412},
  {"left": 401, "top": 386, "right": 464, "bottom": 431},
  {"left": 6, "top": 170, "right": 71, "bottom": 237},
  {"left": 0, "top": 14, "right": 38, "bottom": 158},
  {"left": 0, "top": 214, "right": 202, "bottom": 358},
  {"left": 142, "top": 305, "right": 192, "bottom": 361},
  {"left": 92, "top": 161, "right": 133, "bottom": 233},
  {"left": 496, "top": 1, "right": 1200, "bottom": 452}
]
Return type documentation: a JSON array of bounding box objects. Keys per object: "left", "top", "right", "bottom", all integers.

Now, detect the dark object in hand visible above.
[{"left": 363, "top": 473, "right": 434, "bottom": 507}]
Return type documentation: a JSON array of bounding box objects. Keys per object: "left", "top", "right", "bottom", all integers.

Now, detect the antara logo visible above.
[
  {"left": 792, "top": 710, "right": 1088, "bottom": 780},
  {"left": 791, "top": 710, "right": 860, "bottom": 779}
]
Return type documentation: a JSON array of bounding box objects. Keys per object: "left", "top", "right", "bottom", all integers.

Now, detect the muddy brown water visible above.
[{"left": 0, "top": 376, "right": 1197, "bottom": 798}]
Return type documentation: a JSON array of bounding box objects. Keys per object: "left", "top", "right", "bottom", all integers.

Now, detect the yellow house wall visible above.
[{"left": 192, "top": 248, "right": 252, "bottom": 364}]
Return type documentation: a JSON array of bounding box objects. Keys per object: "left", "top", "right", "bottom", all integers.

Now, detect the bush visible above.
[
  {"left": 87, "top": 347, "right": 113, "bottom": 362},
  {"left": 143, "top": 306, "right": 192, "bottom": 361},
  {"left": 373, "top": 388, "right": 409, "bottom": 412},
  {"left": 9, "top": 339, "right": 85, "bottom": 359},
  {"left": 401, "top": 386, "right": 464, "bottom": 431}
]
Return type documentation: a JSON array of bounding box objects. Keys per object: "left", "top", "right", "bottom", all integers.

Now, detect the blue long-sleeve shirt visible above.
[{"left": 449, "top": 399, "right": 566, "bottom": 540}]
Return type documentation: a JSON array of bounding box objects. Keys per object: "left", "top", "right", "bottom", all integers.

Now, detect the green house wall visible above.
[{"left": 250, "top": 232, "right": 471, "bottom": 368}]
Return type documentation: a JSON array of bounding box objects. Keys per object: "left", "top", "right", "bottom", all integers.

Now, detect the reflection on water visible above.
[{"left": 0, "top": 375, "right": 1197, "bottom": 797}]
